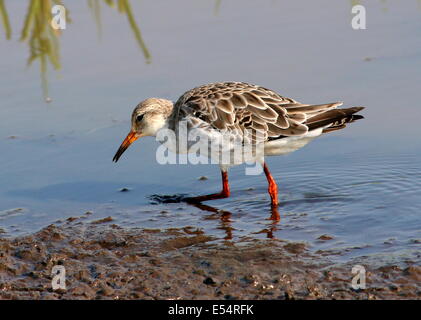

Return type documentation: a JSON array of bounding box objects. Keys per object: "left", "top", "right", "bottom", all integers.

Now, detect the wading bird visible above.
[{"left": 113, "top": 82, "right": 364, "bottom": 212}]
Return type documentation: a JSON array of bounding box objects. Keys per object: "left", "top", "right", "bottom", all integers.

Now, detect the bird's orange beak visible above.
[{"left": 112, "top": 131, "right": 139, "bottom": 162}]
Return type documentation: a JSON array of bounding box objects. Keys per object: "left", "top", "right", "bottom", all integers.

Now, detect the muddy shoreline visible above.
[{"left": 0, "top": 214, "right": 419, "bottom": 300}]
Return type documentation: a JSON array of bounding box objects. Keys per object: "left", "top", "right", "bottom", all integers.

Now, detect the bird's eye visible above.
[{"left": 136, "top": 114, "right": 144, "bottom": 122}]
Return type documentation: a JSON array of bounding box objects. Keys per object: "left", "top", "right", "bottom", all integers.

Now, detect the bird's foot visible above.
[
  {"left": 149, "top": 194, "right": 187, "bottom": 204},
  {"left": 183, "top": 191, "right": 229, "bottom": 203}
]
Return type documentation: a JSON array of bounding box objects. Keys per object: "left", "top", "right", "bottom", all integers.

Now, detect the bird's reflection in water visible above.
[
  {"left": 183, "top": 200, "right": 280, "bottom": 240},
  {"left": 149, "top": 194, "right": 280, "bottom": 240},
  {"left": 184, "top": 201, "right": 234, "bottom": 240}
]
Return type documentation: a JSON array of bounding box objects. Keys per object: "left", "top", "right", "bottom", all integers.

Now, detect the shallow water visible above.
[{"left": 1, "top": 0, "right": 420, "bottom": 266}]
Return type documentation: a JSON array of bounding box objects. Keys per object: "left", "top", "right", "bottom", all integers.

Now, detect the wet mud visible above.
[{"left": 0, "top": 213, "right": 419, "bottom": 300}]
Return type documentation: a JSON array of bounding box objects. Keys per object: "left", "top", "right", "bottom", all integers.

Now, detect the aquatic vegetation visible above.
[
  {"left": 0, "top": 0, "right": 151, "bottom": 101},
  {"left": 20, "top": 0, "right": 65, "bottom": 101},
  {"left": 88, "top": 0, "right": 151, "bottom": 63},
  {"left": 0, "top": 0, "right": 419, "bottom": 100},
  {"left": 214, "top": 0, "right": 221, "bottom": 16},
  {"left": 0, "top": 0, "right": 11, "bottom": 39}
]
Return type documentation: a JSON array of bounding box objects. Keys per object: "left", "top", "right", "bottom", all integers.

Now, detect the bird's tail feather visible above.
[{"left": 306, "top": 106, "right": 365, "bottom": 133}]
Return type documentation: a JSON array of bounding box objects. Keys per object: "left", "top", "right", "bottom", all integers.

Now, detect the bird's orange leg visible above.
[
  {"left": 185, "top": 170, "right": 230, "bottom": 203},
  {"left": 263, "top": 162, "right": 279, "bottom": 207}
]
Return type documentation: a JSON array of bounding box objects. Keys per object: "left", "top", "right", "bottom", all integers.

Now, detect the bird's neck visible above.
[{"left": 150, "top": 100, "right": 174, "bottom": 137}]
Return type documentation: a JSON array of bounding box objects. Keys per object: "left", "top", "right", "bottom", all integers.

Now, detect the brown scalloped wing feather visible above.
[{"left": 174, "top": 82, "right": 363, "bottom": 142}]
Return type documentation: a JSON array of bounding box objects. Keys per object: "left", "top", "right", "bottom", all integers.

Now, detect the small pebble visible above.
[
  {"left": 91, "top": 216, "right": 113, "bottom": 224},
  {"left": 318, "top": 235, "right": 333, "bottom": 241},
  {"left": 203, "top": 277, "right": 216, "bottom": 285}
]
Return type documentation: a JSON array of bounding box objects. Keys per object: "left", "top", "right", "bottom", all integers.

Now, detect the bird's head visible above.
[{"left": 112, "top": 98, "right": 173, "bottom": 162}]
